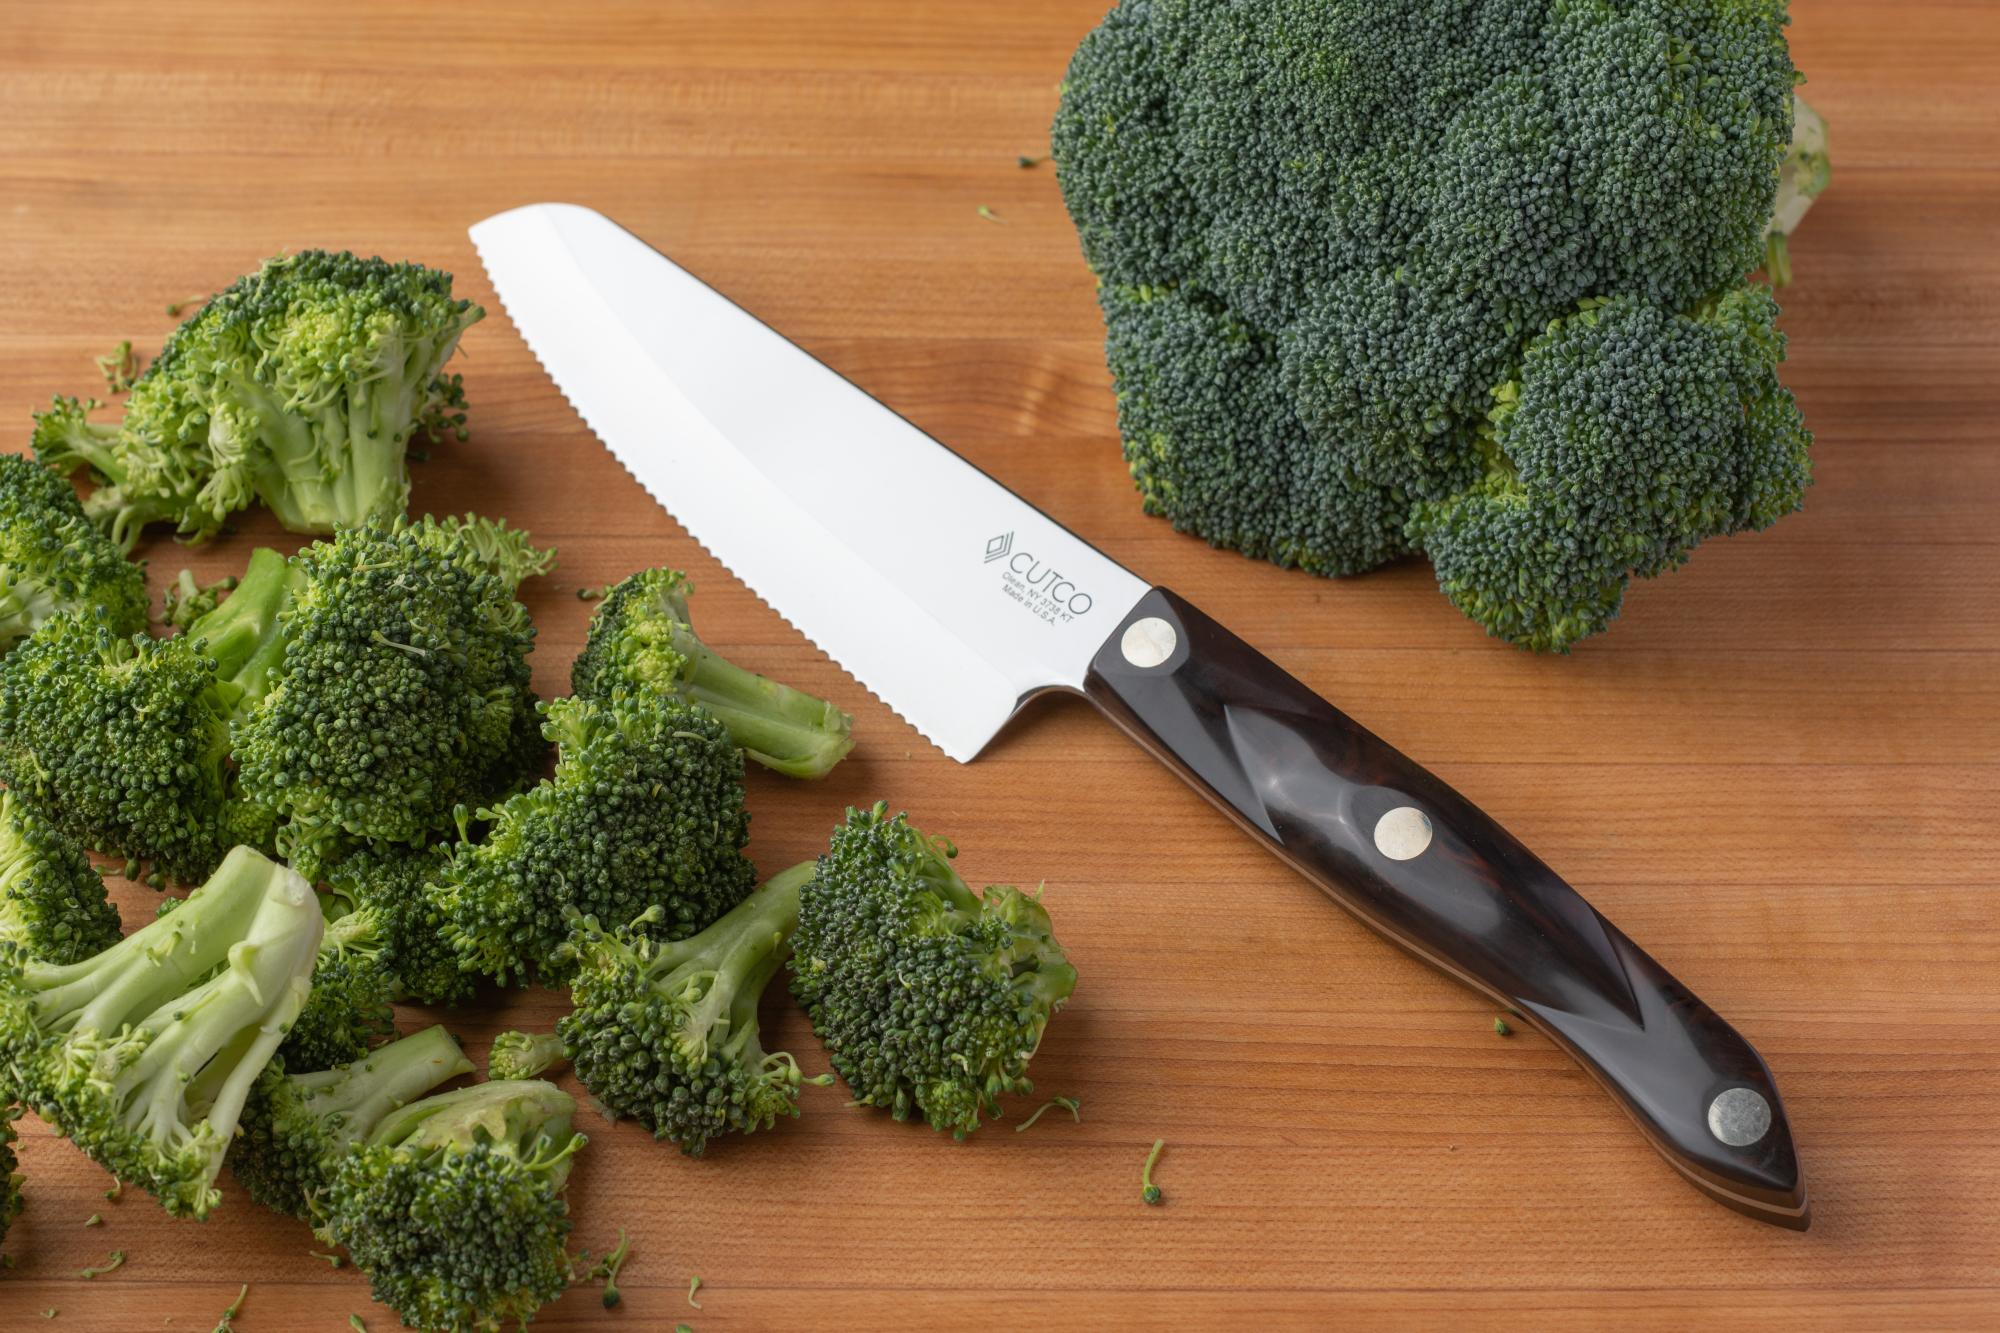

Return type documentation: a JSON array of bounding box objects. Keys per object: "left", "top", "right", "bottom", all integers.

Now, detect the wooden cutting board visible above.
[{"left": 2, "top": 2, "right": 1994, "bottom": 1328}]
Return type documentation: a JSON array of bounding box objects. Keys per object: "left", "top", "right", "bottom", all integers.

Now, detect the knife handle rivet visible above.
[
  {"left": 1373, "top": 806, "right": 1433, "bottom": 861},
  {"left": 1707, "top": 1087, "right": 1773, "bottom": 1147},
  {"left": 1120, "top": 617, "right": 1179, "bottom": 669}
]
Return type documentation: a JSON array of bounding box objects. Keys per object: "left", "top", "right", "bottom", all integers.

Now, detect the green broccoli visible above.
[
  {"left": 0, "top": 453, "right": 147, "bottom": 655},
  {"left": 315, "top": 1079, "right": 586, "bottom": 1333},
  {"left": 0, "top": 546, "right": 297, "bottom": 881},
  {"left": 278, "top": 904, "right": 400, "bottom": 1074},
  {"left": 232, "top": 516, "right": 551, "bottom": 873},
  {"left": 790, "top": 804, "right": 1076, "bottom": 1138},
  {"left": 488, "top": 1030, "right": 566, "bottom": 1082},
  {"left": 0, "top": 847, "right": 323, "bottom": 1218},
  {"left": 1765, "top": 94, "right": 1833, "bottom": 288},
  {"left": 0, "top": 791, "right": 124, "bottom": 966},
  {"left": 233, "top": 1025, "right": 474, "bottom": 1220},
  {"left": 32, "top": 252, "right": 481, "bottom": 549},
  {"left": 438, "top": 692, "right": 756, "bottom": 987},
  {"left": 562, "top": 862, "right": 829, "bottom": 1155},
  {"left": 321, "top": 842, "right": 475, "bottom": 1008},
  {"left": 0, "top": 1102, "right": 20, "bottom": 1254},
  {"left": 159, "top": 569, "right": 237, "bottom": 632},
  {"left": 1052, "top": 0, "right": 1820, "bottom": 650},
  {"left": 572, "top": 568, "right": 853, "bottom": 779}
]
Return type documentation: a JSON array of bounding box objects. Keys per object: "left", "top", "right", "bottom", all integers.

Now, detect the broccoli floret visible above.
[
  {"left": 0, "top": 547, "right": 298, "bottom": 881},
  {"left": 572, "top": 568, "right": 853, "bottom": 779},
  {"left": 1408, "top": 288, "right": 1812, "bottom": 650},
  {"left": 790, "top": 804, "right": 1076, "bottom": 1138},
  {"left": 487, "top": 1030, "right": 566, "bottom": 1083},
  {"left": 234, "top": 1025, "right": 474, "bottom": 1220},
  {"left": 0, "top": 847, "right": 322, "bottom": 1217},
  {"left": 279, "top": 904, "right": 400, "bottom": 1074},
  {"left": 321, "top": 842, "right": 474, "bottom": 1008},
  {"left": 1052, "top": 0, "right": 1820, "bottom": 649},
  {"left": 562, "top": 863, "right": 827, "bottom": 1155},
  {"left": 1765, "top": 94, "right": 1833, "bottom": 288},
  {"left": 232, "top": 516, "right": 550, "bottom": 872},
  {"left": 0, "top": 453, "right": 147, "bottom": 655},
  {"left": 315, "top": 1079, "right": 585, "bottom": 1333},
  {"left": 438, "top": 693, "right": 756, "bottom": 987},
  {"left": 33, "top": 252, "right": 482, "bottom": 549},
  {"left": 0, "top": 791, "right": 123, "bottom": 966}
]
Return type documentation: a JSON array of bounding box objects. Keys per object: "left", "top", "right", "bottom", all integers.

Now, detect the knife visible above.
[{"left": 470, "top": 202, "right": 1808, "bottom": 1230}]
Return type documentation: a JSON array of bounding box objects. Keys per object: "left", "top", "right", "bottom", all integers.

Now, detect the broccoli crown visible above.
[
  {"left": 438, "top": 692, "right": 757, "bottom": 987},
  {"left": 278, "top": 903, "right": 400, "bottom": 1074},
  {"left": 34, "top": 252, "right": 482, "bottom": 548},
  {"left": 0, "top": 790, "right": 123, "bottom": 966},
  {"left": 790, "top": 804, "right": 1076, "bottom": 1138},
  {"left": 0, "top": 452, "right": 147, "bottom": 654},
  {"left": 0, "top": 612, "right": 236, "bottom": 882},
  {"left": 561, "top": 862, "right": 821, "bottom": 1155},
  {"left": 234, "top": 1025, "right": 473, "bottom": 1221},
  {"left": 487, "top": 1029, "right": 566, "bottom": 1083},
  {"left": 322, "top": 841, "right": 474, "bottom": 1007},
  {"left": 572, "top": 567, "right": 854, "bottom": 780},
  {"left": 232, "top": 516, "right": 548, "bottom": 867},
  {"left": 1053, "top": 0, "right": 1811, "bottom": 649},
  {"left": 1410, "top": 287, "right": 1811, "bottom": 649},
  {"left": 0, "top": 847, "right": 322, "bottom": 1217},
  {"left": 317, "top": 1079, "right": 584, "bottom": 1333}
]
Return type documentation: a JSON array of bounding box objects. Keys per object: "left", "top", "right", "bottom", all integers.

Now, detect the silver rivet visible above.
[
  {"left": 1373, "top": 806, "right": 1432, "bottom": 861},
  {"left": 1707, "top": 1087, "right": 1772, "bottom": 1147},
  {"left": 1120, "top": 617, "right": 1178, "bottom": 668}
]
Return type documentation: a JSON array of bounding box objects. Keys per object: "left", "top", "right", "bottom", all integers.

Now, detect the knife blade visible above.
[{"left": 471, "top": 202, "right": 1809, "bottom": 1230}]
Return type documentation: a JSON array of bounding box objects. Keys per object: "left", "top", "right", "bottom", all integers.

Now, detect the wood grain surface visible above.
[{"left": 2, "top": 1, "right": 1996, "bottom": 1328}]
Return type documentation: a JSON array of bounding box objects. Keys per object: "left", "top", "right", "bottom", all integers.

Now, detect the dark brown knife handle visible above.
[{"left": 1084, "top": 588, "right": 1808, "bottom": 1229}]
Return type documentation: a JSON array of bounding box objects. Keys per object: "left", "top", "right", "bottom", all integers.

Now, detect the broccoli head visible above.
[
  {"left": 562, "top": 862, "right": 828, "bottom": 1155},
  {"left": 438, "top": 692, "right": 756, "bottom": 987},
  {"left": 234, "top": 1025, "right": 474, "bottom": 1221},
  {"left": 232, "top": 515, "right": 551, "bottom": 872},
  {"left": 790, "top": 804, "right": 1076, "bottom": 1138},
  {"left": 0, "top": 546, "right": 297, "bottom": 882},
  {"left": 1053, "top": 0, "right": 1818, "bottom": 649},
  {"left": 573, "top": 568, "right": 853, "bottom": 779},
  {"left": 0, "top": 790, "right": 123, "bottom": 966},
  {"left": 322, "top": 841, "right": 475, "bottom": 1008},
  {"left": 0, "top": 846, "right": 322, "bottom": 1217},
  {"left": 316, "top": 1079, "right": 585, "bottom": 1333},
  {"left": 487, "top": 1030, "right": 566, "bottom": 1083},
  {"left": 0, "top": 452, "right": 147, "bottom": 655},
  {"left": 33, "top": 252, "right": 482, "bottom": 548}
]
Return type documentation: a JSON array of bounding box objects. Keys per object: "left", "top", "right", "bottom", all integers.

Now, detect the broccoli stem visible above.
[
  {"left": 290, "top": 1026, "right": 476, "bottom": 1150},
  {"left": 645, "top": 862, "right": 814, "bottom": 1051},
  {"left": 366, "top": 1079, "right": 583, "bottom": 1188},
  {"left": 182, "top": 547, "right": 302, "bottom": 714},
  {"left": 674, "top": 637, "right": 853, "bottom": 780}
]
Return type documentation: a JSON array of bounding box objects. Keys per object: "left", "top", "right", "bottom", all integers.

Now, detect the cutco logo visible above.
[{"left": 984, "top": 532, "right": 1094, "bottom": 626}]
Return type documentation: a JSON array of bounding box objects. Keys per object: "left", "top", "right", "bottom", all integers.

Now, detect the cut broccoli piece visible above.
[
  {"left": 0, "top": 847, "right": 322, "bottom": 1217},
  {"left": 791, "top": 804, "right": 1075, "bottom": 1137},
  {"left": 232, "top": 516, "right": 550, "bottom": 872},
  {"left": 1052, "top": 0, "right": 1820, "bottom": 649},
  {"left": 0, "top": 791, "right": 123, "bottom": 966},
  {"left": 0, "top": 452, "right": 148, "bottom": 655},
  {"left": 234, "top": 1025, "right": 474, "bottom": 1221},
  {"left": 572, "top": 568, "right": 853, "bottom": 779},
  {"left": 316, "top": 1079, "right": 585, "bottom": 1333},
  {"left": 438, "top": 693, "right": 756, "bottom": 987},
  {"left": 33, "top": 252, "right": 482, "bottom": 548},
  {"left": 487, "top": 1030, "right": 566, "bottom": 1083},
  {"left": 562, "top": 862, "right": 828, "bottom": 1155}
]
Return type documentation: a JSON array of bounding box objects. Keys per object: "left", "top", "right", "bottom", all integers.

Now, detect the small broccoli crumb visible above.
[
  {"left": 309, "top": 1251, "right": 344, "bottom": 1268},
  {"left": 600, "top": 1230, "right": 631, "bottom": 1309},
  {"left": 83, "top": 1213, "right": 102, "bottom": 1227},
  {"left": 677, "top": 1326, "right": 693, "bottom": 1333},
  {"left": 1015, "top": 1095, "right": 1082, "bottom": 1133},
  {"left": 95, "top": 341, "right": 140, "bottom": 395},
  {"left": 688, "top": 1275, "right": 702, "bottom": 1309},
  {"left": 79, "top": 1249, "right": 125, "bottom": 1278},
  {"left": 1494, "top": 1017, "right": 1512, "bottom": 1037},
  {"left": 1141, "top": 1139, "right": 1166, "bottom": 1205},
  {"left": 165, "top": 295, "right": 208, "bottom": 318},
  {"left": 103, "top": 1180, "right": 121, "bottom": 1202},
  {"left": 211, "top": 1283, "right": 248, "bottom": 1333},
  {"left": 41, "top": 1310, "right": 56, "bottom": 1320},
  {"left": 1017, "top": 154, "right": 1046, "bottom": 168},
  {"left": 576, "top": 585, "right": 602, "bottom": 600},
  {"left": 976, "top": 205, "right": 1006, "bottom": 224},
  {"left": 348, "top": 1316, "right": 367, "bottom": 1332}
]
